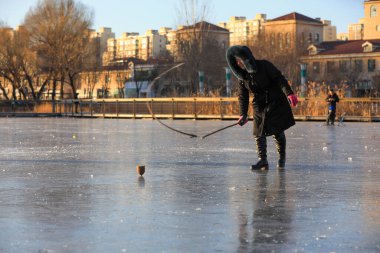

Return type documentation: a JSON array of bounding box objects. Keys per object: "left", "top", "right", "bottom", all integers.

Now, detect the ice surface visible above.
[{"left": 0, "top": 118, "right": 379, "bottom": 253}]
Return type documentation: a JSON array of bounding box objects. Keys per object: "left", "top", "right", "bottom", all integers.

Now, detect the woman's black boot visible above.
[
  {"left": 252, "top": 136, "right": 269, "bottom": 170},
  {"left": 274, "top": 132, "right": 286, "bottom": 169}
]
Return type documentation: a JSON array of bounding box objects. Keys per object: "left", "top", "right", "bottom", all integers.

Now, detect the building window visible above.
[
  {"left": 354, "top": 60, "right": 363, "bottom": 72},
  {"left": 327, "top": 61, "right": 335, "bottom": 73},
  {"left": 339, "top": 61, "right": 348, "bottom": 72},
  {"left": 377, "top": 25, "right": 380, "bottom": 31},
  {"left": 312, "top": 62, "right": 320, "bottom": 74},
  {"left": 221, "top": 41, "right": 226, "bottom": 49},
  {"left": 315, "top": 33, "right": 320, "bottom": 43},
  {"left": 300, "top": 32, "right": 305, "bottom": 46},
  {"left": 270, "top": 33, "right": 275, "bottom": 46},
  {"left": 308, "top": 33, "right": 313, "bottom": 44},
  {"left": 371, "top": 5, "right": 377, "bottom": 17},
  {"left": 368, "top": 59, "right": 376, "bottom": 72},
  {"left": 278, "top": 33, "right": 283, "bottom": 50},
  {"left": 285, "top": 32, "right": 291, "bottom": 48}
]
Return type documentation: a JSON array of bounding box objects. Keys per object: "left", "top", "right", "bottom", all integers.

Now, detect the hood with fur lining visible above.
[{"left": 226, "top": 45, "right": 258, "bottom": 80}]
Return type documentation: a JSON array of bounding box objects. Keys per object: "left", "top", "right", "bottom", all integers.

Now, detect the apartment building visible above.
[
  {"left": 348, "top": 23, "right": 364, "bottom": 40},
  {"left": 362, "top": 0, "right": 380, "bottom": 39},
  {"left": 217, "top": 14, "right": 266, "bottom": 46},
  {"left": 337, "top": 33, "right": 349, "bottom": 41},
  {"left": 89, "top": 27, "right": 115, "bottom": 66},
  {"left": 158, "top": 27, "right": 176, "bottom": 56},
  {"left": 345, "top": 0, "right": 380, "bottom": 40},
  {"left": 321, "top": 20, "right": 337, "bottom": 41},
  {"left": 104, "top": 30, "right": 167, "bottom": 65},
  {"left": 142, "top": 30, "right": 168, "bottom": 60}
]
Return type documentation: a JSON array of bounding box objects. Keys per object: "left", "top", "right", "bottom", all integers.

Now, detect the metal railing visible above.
[
  {"left": 63, "top": 97, "right": 380, "bottom": 122},
  {"left": 1, "top": 97, "right": 380, "bottom": 121}
]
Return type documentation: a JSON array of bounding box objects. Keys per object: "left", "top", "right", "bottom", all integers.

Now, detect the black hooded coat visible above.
[{"left": 226, "top": 45, "right": 295, "bottom": 136}]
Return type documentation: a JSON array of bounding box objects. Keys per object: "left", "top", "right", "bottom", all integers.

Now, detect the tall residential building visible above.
[
  {"left": 346, "top": 0, "right": 380, "bottom": 40},
  {"left": 321, "top": 19, "right": 337, "bottom": 41},
  {"left": 362, "top": 0, "right": 380, "bottom": 39},
  {"left": 217, "top": 14, "right": 266, "bottom": 46},
  {"left": 104, "top": 30, "right": 167, "bottom": 65},
  {"left": 158, "top": 27, "right": 176, "bottom": 56},
  {"left": 348, "top": 23, "right": 364, "bottom": 40},
  {"left": 337, "top": 33, "right": 349, "bottom": 41},
  {"left": 142, "top": 30, "right": 168, "bottom": 60},
  {"left": 90, "top": 27, "right": 115, "bottom": 66}
]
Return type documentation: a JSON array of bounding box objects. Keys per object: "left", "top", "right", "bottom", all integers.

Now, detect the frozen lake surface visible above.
[{"left": 0, "top": 118, "right": 379, "bottom": 253}]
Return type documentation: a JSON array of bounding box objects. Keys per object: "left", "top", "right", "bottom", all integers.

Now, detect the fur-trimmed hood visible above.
[{"left": 226, "top": 45, "right": 258, "bottom": 80}]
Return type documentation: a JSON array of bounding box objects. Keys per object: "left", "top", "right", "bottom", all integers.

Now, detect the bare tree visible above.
[
  {"left": 101, "top": 70, "right": 111, "bottom": 98},
  {"left": 0, "top": 25, "right": 52, "bottom": 102},
  {"left": 0, "top": 26, "right": 21, "bottom": 100},
  {"left": 174, "top": 0, "right": 226, "bottom": 96},
  {"left": 247, "top": 32, "right": 309, "bottom": 86},
  {"left": 175, "top": 0, "right": 210, "bottom": 27},
  {"left": 116, "top": 71, "right": 126, "bottom": 98},
  {"left": 372, "top": 74, "right": 380, "bottom": 97},
  {"left": 24, "top": 0, "right": 93, "bottom": 101},
  {"left": 83, "top": 70, "right": 99, "bottom": 98}
]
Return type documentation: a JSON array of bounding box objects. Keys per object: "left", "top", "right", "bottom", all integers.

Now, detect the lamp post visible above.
[
  {"left": 104, "top": 72, "right": 110, "bottom": 98},
  {"left": 300, "top": 63, "right": 307, "bottom": 97},
  {"left": 86, "top": 74, "right": 90, "bottom": 98},
  {"left": 198, "top": 71, "right": 204, "bottom": 96},
  {"left": 116, "top": 73, "right": 121, "bottom": 98},
  {"left": 93, "top": 74, "right": 98, "bottom": 99},
  {"left": 225, "top": 67, "right": 232, "bottom": 97}
]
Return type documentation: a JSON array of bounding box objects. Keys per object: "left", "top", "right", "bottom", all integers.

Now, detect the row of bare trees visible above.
[{"left": 0, "top": 0, "right": 95, "bottom": 103}]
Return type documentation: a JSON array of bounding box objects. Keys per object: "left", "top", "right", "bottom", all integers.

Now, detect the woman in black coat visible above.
[{"left": 226, "top": 45, "right": 298, "bottom": 170}]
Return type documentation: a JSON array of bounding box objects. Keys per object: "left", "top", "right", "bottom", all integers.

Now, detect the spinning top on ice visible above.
[{"left": 136, "top": 165, "right": 145, "bottom": 176}]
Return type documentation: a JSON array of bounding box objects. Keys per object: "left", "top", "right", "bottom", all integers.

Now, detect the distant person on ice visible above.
[
  {"left": 226, "top": 45, "right": 298, "bottom": 170},
  {"left": 326, "top": 89, "right": 340, "bottom": 125}
]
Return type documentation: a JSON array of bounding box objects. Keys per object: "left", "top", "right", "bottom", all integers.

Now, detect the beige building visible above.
[
  {"left": 217, "top": 14, "right": 266, "bottom": 46},
  {"left": 337, "top": 33, "right": 349, "bottom": 41},
  {"left": 140, "top": 30, "right": 168, "bottom": 60},
  {"left": 104, "top": 30, "right": 167, "bottom": 65},
  {"left": 348, "top": 23, "right": 364, "bottom": 40},
  {"left": 89, "top": 27, "right": 115, "bottom": 66},
  {"left": 173, "top": 21, "right": 230, "bottom": 61},
  {"left": 158, "top": 27, "right": 174, "bottom": 54},
  {"left": 345, "top": 0, "right": 380, "bottom": 40},
  {"left": 362, "top": 0, "right": 380, "bottom": 39},
  {"left": 321, "top": 20, "right": 337, "bottom": 41},
  {"left": 301, "top": 39, "right": 380, "bottom": 95},
  {"left": 264, "top": 12, "right": 324, "bottom": 52}
]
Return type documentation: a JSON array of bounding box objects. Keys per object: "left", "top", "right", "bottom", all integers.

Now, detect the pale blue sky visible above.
[{"left": 0, "top": 0, "right": 364, "bottom": 36}]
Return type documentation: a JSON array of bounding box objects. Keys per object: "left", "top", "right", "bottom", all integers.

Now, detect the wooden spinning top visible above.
[{"left": 136, "top": 165, "right": 145, "bottom": 176}]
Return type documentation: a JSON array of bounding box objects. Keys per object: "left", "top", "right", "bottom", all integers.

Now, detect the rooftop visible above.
[
  {"left": 177, "top": 21, "right": 229, "bottom": 33},
  {"left": 269, "top": 12, "right": 322, "bottom": 24},
  {"left": 310, "top": 39, "right": 380, "bottom": 55}
]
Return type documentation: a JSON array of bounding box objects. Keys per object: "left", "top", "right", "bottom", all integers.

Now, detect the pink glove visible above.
[
  {"left": 237, "top": 115, "right": 248, "bottom": 126},
  {"left": 287, "top": 94, "right": 298, "bottom": 107}
]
